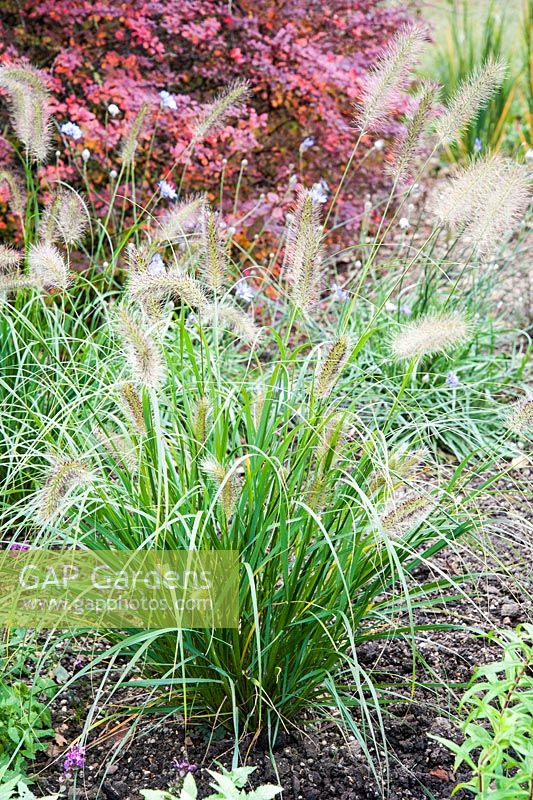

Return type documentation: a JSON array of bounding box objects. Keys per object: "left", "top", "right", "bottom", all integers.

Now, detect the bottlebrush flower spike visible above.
[
  {"left": 115, "top": 306, "right": 165, "bottom": 390},
  {"left": 0, "top": 61, "right": 53, "bottom": 162},
  {"left": 355, "top": 23, "right": 428, "bottom": 133},
  {"left": 286, "top": 189, "right": 325, "bottom": 312},
  {"left": 315, "top": 336, "right": 350, "bottom": 399},
  {"left": 193, "top": 396, "right": 210, "bottom": 445},
  {"left": 192, "top": 80, "right": 250, "bottom": 144},
  {"left": 506, "top": 396, "right": 533, "bottom": 434},
  {"left": 128, "top": 268, "right": 210, "bottom": 314},
  {"left": 435, "top": 58, "right": 507, "bottom": 144},
  {"left": 121, "top": 101, "right": 150, "bottom": 166},
  {"left": 153, "top": 194, "right": 207, "bottom": 243},
  {"left": 37, "top": 456, "right": 93, "bottom": 522},
  {"left": 0, "top": 170, "right": 26, "bottom": 217},
  {"left": 0, "top": 245, "right": 23, "bottom": 271},
  {"left": 205, "top": 302, "right": 261, "bottom": 344},
  {"left": 201, "top": 456, "right": 241, "bottom": 518},
  {"left": 380, "top": 490, "right": 434, "bottom": 537},
  {"left": 390, "top": 81, "right": 440, "bottom": 182},
  {"left": 433, "top": 154, "right": 531, "bottom": 257},
  {"left": 200, "top": 206, "right": 229, "bottom": 291},
  {"left": 118, "top": 382, "right": 147, "bottom": 435},
  {"left": 391, "top": 312, "right": 470, "bottom": 360},
  {"left": 28, "top": 242, "right": 70, "bottom": 290},
  {"left": 41, "top": 189, "right": 89, "bottom": 245}
]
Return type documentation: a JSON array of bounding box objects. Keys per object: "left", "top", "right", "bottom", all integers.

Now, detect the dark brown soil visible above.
[{"left": 31, "top": 469, "right": 532, "bottom": 800}]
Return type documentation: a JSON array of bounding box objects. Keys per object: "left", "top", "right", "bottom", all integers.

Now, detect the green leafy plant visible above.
[
  {"left": 141, "top": 766, "right": 281, "bottom": 800},
  {"left": 434, "top": 624, "right": 533, "bottom": 798},
  {"left": 0, "top": 678, "right": 55, "bottom": 779}
]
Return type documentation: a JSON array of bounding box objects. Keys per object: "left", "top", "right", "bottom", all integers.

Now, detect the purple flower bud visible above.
[
  {"left": 445, "top": 371, "right": 460, "bottom": 387},
  {"left": 64, "top": 744, "right": 85, "bottom": 772}
]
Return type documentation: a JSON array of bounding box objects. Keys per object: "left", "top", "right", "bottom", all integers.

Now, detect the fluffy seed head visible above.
[
  {"left": 192, "top": 80, "right": 250, "bottom": 144},
  {"left": 0, "top": 61, "right": 53, "bottom": 162},
  {"left": 28, "top": 242, "right": 70, "bottom": 290},
  {"left": 433, "top": 154, "right": 531, "bottom": 257},
  {"left": 115, "top": 306, "right": 165, "bottom": 389},
  {"left": 193, "top": 396, "right": 210, "bottom": 445},
  {"left": 0, "top": 170, "right": 26, "bottom": 216},
  {"left": 390, "top": 81, "right": 440, "bottom": 182},
  {"left": 391, "top": 312, "right": 470, "bottom": 360},
  {"left": 205, "top": 302, "right": 260, "bottom": 344},
  {"left": 315, "top": 336, "right": 350, "bottom": 399},
  {"left": 435, "top": 59, "right": 507, "bottom": 144},
  {"left": 201, "top": 456, "right": 241, "bottom": 518},
  {"left": 355, "top": 24, "right": 428, "bottom": 133},
  {"left": 316, "top": 412, "right": 347, "bottom": 469},
  {"left": 200, "top": 207, "right": 229, "bottom": 291},
  {"left": 506, "top": 397, "right": 533, "bottom": 435},
  {"left": 380, "top": 491, "right": 434, "bottom": 537},
  {"left": 36, "top": 456, "right": 93, "bottom": 522},
  {"left": 153, "top": 194, "right": 207, "bottom": 243},
  {"left": 128, "top": 268, "right": 210, "bottom": 313},
  {"left": 121, "top": 102, "right": 150, "bottom": 166},
  {"left": 286, "top": 189, "right": 324, "bottom": 312},
  {"left": 0, "top": 245, "right": 23, "bottom": 272},
  {"left": 41, "top": 190, "right": 89, "bottom": 245},
  {"left": 118, "top": 382, "right": 147, "bottom": 435}
]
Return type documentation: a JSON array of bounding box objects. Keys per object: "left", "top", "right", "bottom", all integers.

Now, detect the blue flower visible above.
[
  {"left": 299, "top": 136, "right": 315, "bottom": 154},
  {"left": 474, "top": 138, "right": 482, "bottom": 153},
  {"left": 446, "top": 371, "right": 460, "bottom": 387},
  {"left": 158, "top": 179, "right": 177, "bottom": 200},
  {"left": 159, "top": 90, "right": 177, "bottom": 110},
  {"left": 331, "top": 282, "right": 348, "bottom": 301},
  {"left": 60, "top": 121, "right": 83, "bottom": 140}
]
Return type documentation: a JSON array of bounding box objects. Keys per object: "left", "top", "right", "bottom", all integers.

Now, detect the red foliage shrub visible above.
[{"left": 0, "top": 0, "right": 416, "bottom": 246}]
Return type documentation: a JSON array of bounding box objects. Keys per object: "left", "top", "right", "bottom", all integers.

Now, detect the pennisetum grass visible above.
[{"left": 0, "top": 35, "right": 530, "bottom": 796}]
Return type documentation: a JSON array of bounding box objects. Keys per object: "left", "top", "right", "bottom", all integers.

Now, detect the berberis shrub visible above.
[
  {"left": 0, "top": 20, "right": 531, "bottom": 793},
  {"left": 0, "top": 0, "right": 413, "bottom": 244}
]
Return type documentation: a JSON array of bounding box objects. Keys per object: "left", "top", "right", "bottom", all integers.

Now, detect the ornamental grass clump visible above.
[{"left": 0, "top": 28, "right": 530, "bottom": 789}]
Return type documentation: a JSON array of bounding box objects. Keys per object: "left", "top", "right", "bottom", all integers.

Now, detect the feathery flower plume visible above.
[
  {"left": 464, "top": 160, "right": 531, "bottom": 257},
  {"left": 0, "top": 170, "right": 26, "bottom": 216},
  {"left": 205, "top": 302, "right": 260, "bottom": 344},
  {"left": 435, "top": 59, "right": 507, "bottom": 143},
  {"left": 115, "top": 306, "right": 165, "bottom": 389},
  {"left": 125, "top": 243, "right": 153, "bottom": 275},
  {"left": 391, "top": 312, "right": 470, "bottom": 361},
  {"left": 252, "top": 390, "right": 267, "bottom": 429},
  {"left": 316, "top": 413, "right": 347, "bottom": 468},
  {"left": 355, "top": 24, "right": 428, "bottom": 133},
  {"left": 0, "top": 274, "right": 38, "bottom": 293},
  {"left": 433, "top": 154, "right": 531, "bottom": 257},
  {"left": 369, "top": 447, "right": 427, "bottom": 494},
  {"left": 121, "top": 102, "right": 150, "bottom": 166},
  {"left": 118, "top": 382, "right": 147, "bottom": 435},
  {"left": 0, "top": 62, "right": 52, "bottom": 162},
  {"left": 200, "top": 207, "right": 229, "bottom": 291},
  {"left": 315, "top": 336, "right": 350, "bottom": 399},
  {"left": 36, "top": 457, "right": 93, "bottom": 522},
  {"left": 285, "top": 189, "right": 324, "bottom": 312},
  {"left": 0, "top": 245, "right": 23, "bottom": 271},
  {"left": 192, "top": 80, "right": 250, "bottom": 144},
  {"left": 153, "top": 194, "right": 207, "bottom": 243},
  {"left": 28, "top": 242, "right": 70, "bottom": 290},
  {"left": 41, "top": 190, "right": 89, "bottom": 245},
  {"left": 380, "top": 491, "right": 433, "bottom": 537},
  {"left": 193, "top": 396, "right": 210, "bottom": 445},
  {"left": 506, "top": 396, "right": 533, "bottom": 434},
  {"left": 201, "top": 456, "right": 241, "bottom": 518},
  {"left": 128, "top": 268, "right": 210, "bottom": 313},
  {"left": 390, "top": 81, "right": 440, "bottom": 182}
]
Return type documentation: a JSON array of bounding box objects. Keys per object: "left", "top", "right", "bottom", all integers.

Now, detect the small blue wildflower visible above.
[
  {"left": 446, "top": 371, "right": 460, "bottom": 387},
  {"left": 234, "top": 278, "right": 255, "bottom": 304},
  {"left": 310, "top": 178, "right": 329, "bottom": 204},
  {"left": 159, "top": 90, "right": 177, "bottom": 110},
  {"left": 399, "top": 303, "right": 411, "bottom": 316},
  {"left": 158, "top": 180, "right": 177, "bottom": 200},
  {"left": 148, "top": 253, "right": 166, "bottom": 276},
  {"left": 60, "top": 122, "right": 83, "bottom": 140},
  {"left": 299, "top": 136, "right": 315, "bottom": 154},
  {"left": 474, "top": 138, "right": 482, "bottom": 153},
  {"left": 331, "top": 283, "right": 348, "bottom": 301}
]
